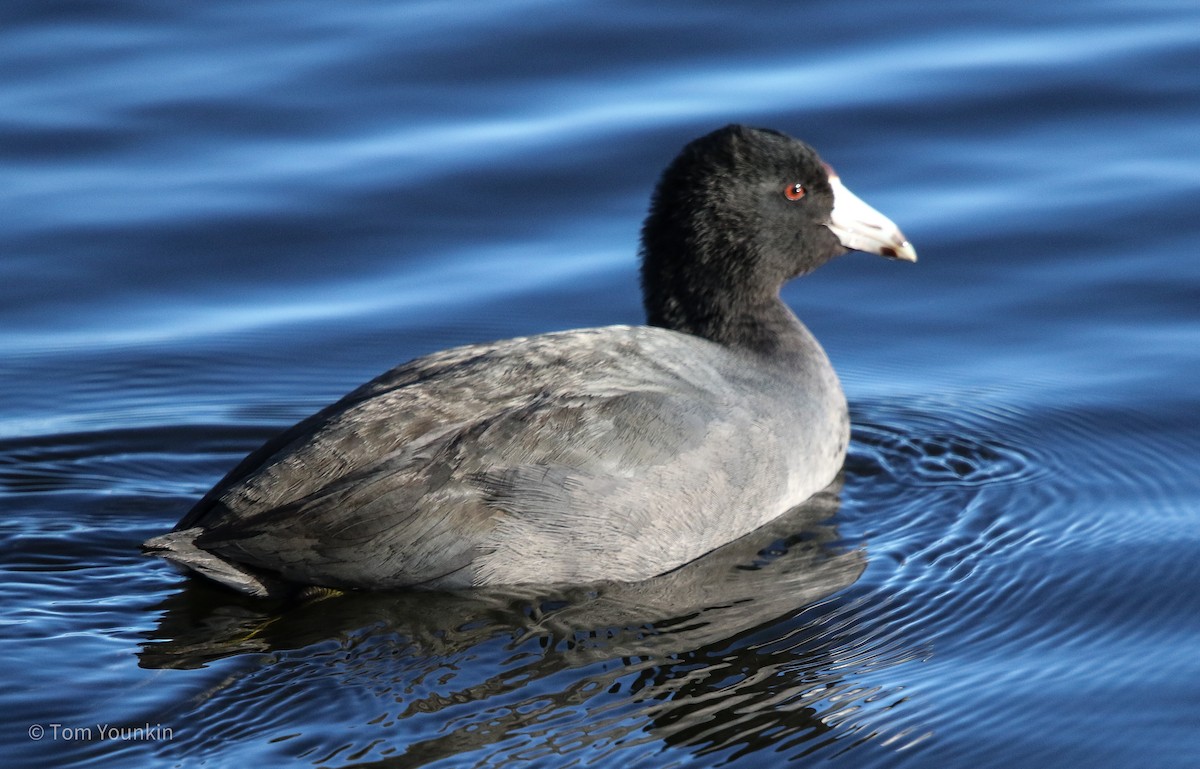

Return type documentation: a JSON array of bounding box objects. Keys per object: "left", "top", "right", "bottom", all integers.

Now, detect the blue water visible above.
[{"left": 3, "top": 1, "right": 1199, "bottom": 767}]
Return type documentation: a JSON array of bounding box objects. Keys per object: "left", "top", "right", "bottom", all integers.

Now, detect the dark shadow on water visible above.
[{"left": 132, "top": 483, "right": 931, "bottom": 766}]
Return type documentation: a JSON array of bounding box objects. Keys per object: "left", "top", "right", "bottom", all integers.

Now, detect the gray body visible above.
[{"left": 148, "top": 323, "right": 847, "bottom": 595}]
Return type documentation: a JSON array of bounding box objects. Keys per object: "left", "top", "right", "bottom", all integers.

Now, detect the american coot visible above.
[{"left": 144, "top": 125, "right": 916, "bottom": 597}]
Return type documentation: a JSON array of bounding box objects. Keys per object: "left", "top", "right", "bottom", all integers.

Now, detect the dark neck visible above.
[
  {"left": 639, "top": 202, "right": 828, "bottom": 360},
  {"left": 645, "top": 287, "right": 812, "bottom": 360}
]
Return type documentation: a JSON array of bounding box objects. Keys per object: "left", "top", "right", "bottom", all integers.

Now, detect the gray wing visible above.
[{"left": 175, "top": 325, "right": 841, "bottom": 589}]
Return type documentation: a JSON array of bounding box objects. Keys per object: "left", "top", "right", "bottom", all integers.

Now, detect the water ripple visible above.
[{"left": 853, "top": 414, "right": 1036, "bottom": 489}]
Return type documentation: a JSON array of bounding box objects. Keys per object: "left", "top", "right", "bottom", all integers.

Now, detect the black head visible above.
[{"left": 639, "top": 125, "right": 914, "bottom": 353}]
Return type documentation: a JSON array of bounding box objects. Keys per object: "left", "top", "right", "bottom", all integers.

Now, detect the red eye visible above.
[{"left": 784, "top": 183, "right": 806, "bottom": 201}]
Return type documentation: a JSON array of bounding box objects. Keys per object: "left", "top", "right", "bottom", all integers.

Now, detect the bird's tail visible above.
[{"left": 142, "top": 528, "right": 288, "bottom": 598}]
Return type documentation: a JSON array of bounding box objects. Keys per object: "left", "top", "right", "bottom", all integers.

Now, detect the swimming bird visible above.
[{"left": 143, "top": 124, "right": 916, "bottom": 597}]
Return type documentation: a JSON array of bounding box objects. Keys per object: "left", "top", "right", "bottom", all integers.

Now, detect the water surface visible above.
[{"left": 3, "top": 1, "right": 1199, "bottom": 767}]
